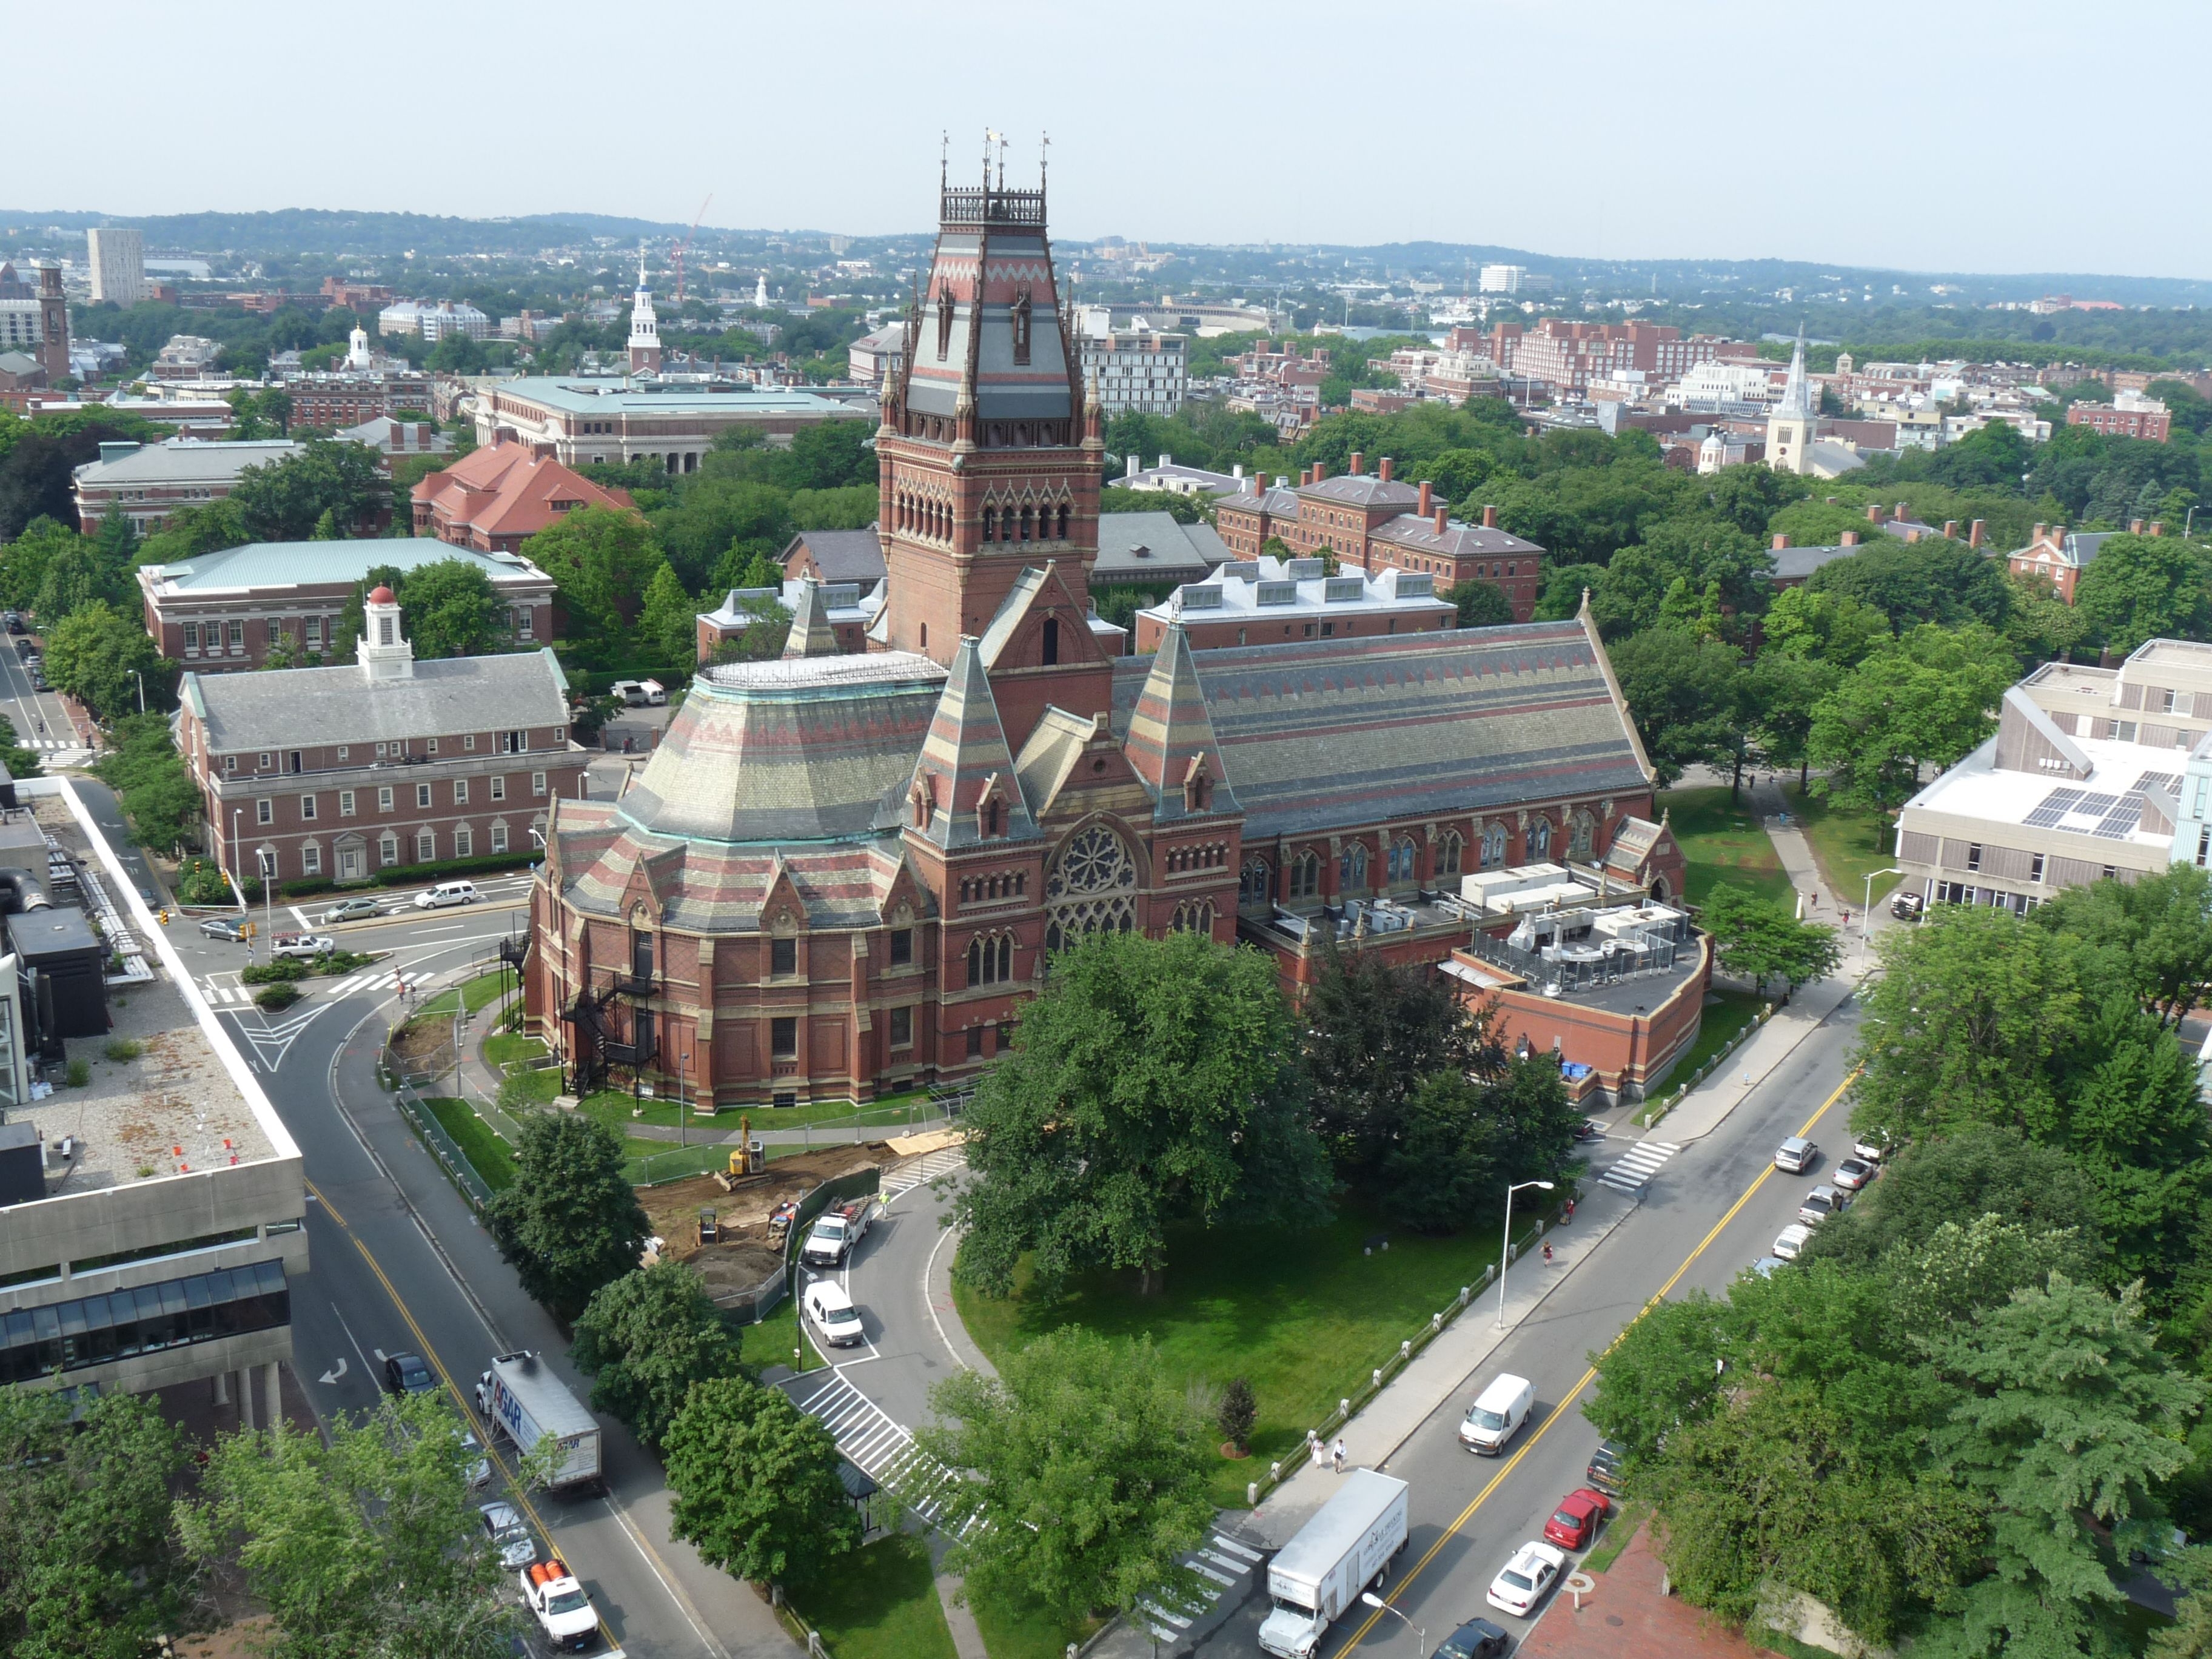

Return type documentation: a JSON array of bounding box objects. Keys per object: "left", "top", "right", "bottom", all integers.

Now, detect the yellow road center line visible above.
[
  {"left": 1341, "top": 1066, "right": 1859, "bottom": 1649},
  {"left": 303, "top": 1175, "right": 345, "bottom": 1228}
]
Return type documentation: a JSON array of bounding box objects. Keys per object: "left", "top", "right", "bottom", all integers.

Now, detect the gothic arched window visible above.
[
  {"left": 1043, "top": 825, "right": 1138, "bottom": 952},
  {"left": 1387, "top": 837, "right": 1417, "bottom": 883},
  {"left": 1239, "top": 857, "right": 1272, "bottom": 906},
  {"left": 1289, "top": 851, "right": 1321, "bottom": 900},
  {"left": 1339, "top": 842, "right": 1369, "bottom": 891},
  {"left": 1056, "top": 503, "right": 1070, "bottom": 539},
  {"left": 1481, "top": 822, "right": 1508, "bottom": 868},
  {"left": 1438, "top": 831, "right": 1464, "bottom": 876},
  {"left": 1530, "top": 818, "right": 1553, "bottom": 859},
  {"left": 981, "top": 506, "right": 997, "bottom": 543}
]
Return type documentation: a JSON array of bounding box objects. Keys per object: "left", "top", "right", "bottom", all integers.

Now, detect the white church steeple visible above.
[
  {"left": 1766, "top": 324, "right": 1815, "bottom": 475},
  {"left": 628, "top": 241, "right": 661, "bottom": 377},
  {"left": 357, "top": 585, "right": 415, "bottom": 682}
]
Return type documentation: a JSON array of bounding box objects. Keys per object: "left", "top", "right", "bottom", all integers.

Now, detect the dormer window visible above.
[
  {"left": 936, "top": 281, "right": 954, "bottom": 361},
  {"left": 1011, "top": 284, "right": 1033, "bottom": 365}
]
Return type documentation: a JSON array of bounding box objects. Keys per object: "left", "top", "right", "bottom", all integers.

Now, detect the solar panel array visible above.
[
  {"left": 2135, "top": 771, "right": 2182, "bottom": 796},
  {"left": 2022, "top": 788, "right": 2082, "bottom": 828},
  {"left": 2093, "top": 799, "right": 2145, "bottom": 839}
]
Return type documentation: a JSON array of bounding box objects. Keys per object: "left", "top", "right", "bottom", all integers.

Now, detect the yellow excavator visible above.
[{"left": 725, "top": 1115, "right": 764, "bottom": 1180}]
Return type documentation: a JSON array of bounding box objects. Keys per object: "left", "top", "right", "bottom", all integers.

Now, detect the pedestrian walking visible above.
[
  {"left": 1563, "top": 1197, "right": 1575, "bottom": 1225},
  {"left": 1331, "top": 1438, "right": 1346, "bottom": 1474},
  {"left": 1311, "top": 1435, "right": 1327, "bottom": 1470},
  {"left": 1543, "top": 1242, "right": 1554, "bottom": 1265}
]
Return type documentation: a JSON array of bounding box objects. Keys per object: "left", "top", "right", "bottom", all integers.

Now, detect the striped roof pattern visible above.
[
  {"left": 560, "top": 799, "right": 911, "bottom": 930},
  {"left": 1121, "top": 623, "right": 1240, "bottom": 824},
  {"left": 612, "top": 653, "right": 944, "bottom": 846},
  {"left": 1111, "top": 620, "right": 1649, "bottom": 840},
  {"left": 912, "top": 637, "right": 1039, "bottom": 850}
]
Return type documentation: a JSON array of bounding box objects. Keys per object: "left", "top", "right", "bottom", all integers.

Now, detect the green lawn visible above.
[
  {"left": 1654, "top": 786, "right": 1794, "bottom": 908},
  {"left": 1583, "top": 1502, "right": 1644, "bottom": 1574},
  {"left": 571, "top": 1085, "right": 942, "bottom": 1134},
  {"left": 1782, "top": 783, "right": 1902, "bottom": 909},
  {"left": 417, "top": 968, "right": 520, "bottom": 1021},
  {"left": 749, "top": 1290, "right": 825, "bottom": 1367},
  {"left": 955, "top": 1198, "right": 1529, "bottom": 1507},
  {"left": 418, "top": 1095, "right": 516, "bottom": 1191},
  {"left": 1667, "top": 990, "right": 1765, "bottom": 1084},
  {"left": 483, "top": 1032, "right": 549, "bottom": 1070},
  {"left": 789, "top": 1534, "right": 957, "bottom": 1659},
  {"left": 968, "top": 1591, "right": 1098, "bottom": 1659}
]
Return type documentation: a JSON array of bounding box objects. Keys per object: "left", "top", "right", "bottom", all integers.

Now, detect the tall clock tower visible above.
[
  {"left": 876, "top": 147, "right": 1104, "bottom": 666},
  {"left": 35, "top": 264, "right": 69, "bottom": 385}
]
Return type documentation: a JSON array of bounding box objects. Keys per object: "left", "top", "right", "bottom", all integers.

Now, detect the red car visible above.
[{"left": 1542, "top": 1486, "right": 1612, "bottom": 1550}]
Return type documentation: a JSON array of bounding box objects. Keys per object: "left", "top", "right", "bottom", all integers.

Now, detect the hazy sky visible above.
[{"left": 23, "top": 1, "right": 2201, "bottom": 278}]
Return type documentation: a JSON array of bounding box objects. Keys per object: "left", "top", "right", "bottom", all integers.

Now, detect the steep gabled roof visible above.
[
  {"left": 1121, "top": 623, "right": 1240, "bottom": 823},
  {"left": 782, "top": 578, "right": 840, "bottom": 658},
  {"left": 910, "top": 636, "right": 1041, "bottom": 850}
]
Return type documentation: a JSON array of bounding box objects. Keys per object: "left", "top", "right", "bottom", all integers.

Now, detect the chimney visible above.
[
  {"left": 2130, "top": 518, "right": 2145, "bottom": 535},
  {"left": 1232, "top": 463, "right": 1244, "bottom": 480},
  {"left": 2151, "top": 520, "right": 2165, "bottom": 537},
  {"left": 1350, "top": 451, "right": 1364, "bottom": 475},
  {"left": 1841, "top": 531, "right": 1859, "bottom": 546},
  {"left": 1942, "top": 520, "right": 1958, "bottom": 540},
  {"left": 1159, "top": 452, "right": 1172, "bottom": 469},
  {"left": 2033, "top": 522, "right": 2047, "bottom": 543},
  {"left": 1969, "top": 518, "right": 1985, "bottom": 548},
  {"left": 1417, "top": 480, "right": 1433, "bottom": 516},
  {"left": 1482, "top": 504, "right": 1498, "bottom": 529},
  {"left": 1866, "top": 504, "right": 1884, "bottom": 523},
  {"left": 1435, "top": 506, "right": 1449, "bottom": 535},
  {"left": 1772, "top": 533, "right": 1790, "bottom": 551},
  {"left": 1313, "top": 461, "right": 1327, "bottom": 483},
  {"left": 1378, "top": 455, "right": 1393, "bottom": 482},
  {"left": 1895, "top": 500, "right": 1911, "bottom": 523}
]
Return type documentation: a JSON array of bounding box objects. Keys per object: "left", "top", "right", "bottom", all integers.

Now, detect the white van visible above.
[
  {"left": 609, "top": 679, "right": 648, "bottom": 706},
  {"left": 1459, "top": 1373, "right": 1535, "bottom": 1455},
  {"left": 638, "top": 678, "right": 667, "bottom": 706},
  {"left": 803, "top": 1280, "right": 866, "bottom": 1349},
  {"left": 415, "top": 880, "right": 480, "bottom": 910}
]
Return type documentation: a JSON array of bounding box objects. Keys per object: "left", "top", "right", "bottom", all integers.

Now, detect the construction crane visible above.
[{"left": 673, "top": 193, "right": 712, "bottom": 305}]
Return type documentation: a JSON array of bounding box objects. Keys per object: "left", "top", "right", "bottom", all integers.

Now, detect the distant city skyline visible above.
[{"left": 13, "top": 0, "right": 2204, "bottom": 280}]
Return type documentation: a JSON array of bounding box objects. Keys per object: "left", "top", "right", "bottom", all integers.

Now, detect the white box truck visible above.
[
  {"left": 1257, "top": 1468, "right": 1410, "bottom": 1658},
  {"left": 475, "top": 1352, "right": 603, "bottom": 1493}
]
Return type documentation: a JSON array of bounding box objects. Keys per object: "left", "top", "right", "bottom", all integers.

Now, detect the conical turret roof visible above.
[
  {"left": 909, "top": 635, "right": 1039, "bottom": 849},
  {"left": 1122, "top": 622, "right": 1238, "bottom": 822}
]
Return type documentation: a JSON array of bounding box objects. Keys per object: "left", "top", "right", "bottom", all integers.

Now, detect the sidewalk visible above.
[{"left": 1244, "top": 1178, "right": 1638, "bottom": 1550}]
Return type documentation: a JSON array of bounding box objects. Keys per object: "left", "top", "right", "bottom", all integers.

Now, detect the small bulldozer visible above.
[{"left": 712, "top": 1117, "right": 769, "bottom": 1192}]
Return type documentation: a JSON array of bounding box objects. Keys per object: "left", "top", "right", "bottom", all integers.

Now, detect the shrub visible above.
[
  {"left": 240, "top": 960, "right": 307, "bottom": 985},
  {"left": 175, "top": 857, "right": 253, "bottom": 905},
  {"left": 275, "top": 849, "right": 541, "bottom": 901},
  {"left": 64, "top": 1057, "right": 90, "bottom": 1087},
  {"left": 1218, "top": 1378, "right": 1257, "bottom": 1453},
  {"left": 253, "top": 984, "right": 301, "bottom": 1011},
  {"left": 312, "top": 950, "right": 377, "bottom": 974},
  {"left": 102, "top": 1038, "right": 142, "bottom": 1062}
]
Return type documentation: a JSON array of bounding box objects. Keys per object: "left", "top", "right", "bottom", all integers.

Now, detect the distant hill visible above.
[{"left": 0, "top": 207, "right": 699, "bottom": 257}]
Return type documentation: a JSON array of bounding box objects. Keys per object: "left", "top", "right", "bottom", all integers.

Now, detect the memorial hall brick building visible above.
[{"left": 521, "top": 161, "right": 1684, "bottom": 1110}]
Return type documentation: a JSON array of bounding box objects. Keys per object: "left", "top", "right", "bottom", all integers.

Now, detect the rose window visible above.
[{"left": 1044, "top": 825, "right": 1138, "bottom": 952}]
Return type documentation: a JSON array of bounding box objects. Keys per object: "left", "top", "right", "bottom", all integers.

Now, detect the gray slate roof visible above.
[
  {"left": 1093, "top": 511, "right": 1226, "bottom": 585},
  {"left": 74, "top": 438, "right": 301, "bottom": 486},
  {"left": 147, "top": 538, "right": 546, "bottom": 595},
  {"left": 780, "top": 528, "right": 886, "bottom": 585},
  {"left": 183, "top": 650, "right": 571, "bottom": 752}
]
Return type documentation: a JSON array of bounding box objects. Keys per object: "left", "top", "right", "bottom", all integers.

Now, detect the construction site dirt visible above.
[{"left": 638, "top": 1142, "right": 891, "bottom": 1304}]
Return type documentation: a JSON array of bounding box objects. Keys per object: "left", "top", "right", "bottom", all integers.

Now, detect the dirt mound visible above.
[{"left": 639, "top": 1143, "right": 891, "bottom": 1304}]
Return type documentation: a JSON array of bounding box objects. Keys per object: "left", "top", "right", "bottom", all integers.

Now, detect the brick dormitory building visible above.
[
  {"left": 178, "top": 587, "right": 587, "bottom": 886},
  {"left": 1213, "top": 458, "right": 1546, "bottom": 620},
  {"left": 517, "top": 162, "right": 1696, "bottom": 1116}
]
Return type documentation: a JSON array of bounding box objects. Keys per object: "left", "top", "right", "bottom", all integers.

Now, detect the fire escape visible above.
[{"left": 563, "top": 930, "right": 656, "bottom": 1098}]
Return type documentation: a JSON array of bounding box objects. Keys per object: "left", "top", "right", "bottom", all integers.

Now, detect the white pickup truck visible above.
[
  {"left": 800, "top": 1199, "right": 873, "bottom": 1269},
  {"left": 521, "top": 1557, "right": 597, "bottom": 1651}
]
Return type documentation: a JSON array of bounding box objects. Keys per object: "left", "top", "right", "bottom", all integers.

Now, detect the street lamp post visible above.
[
  {"left": 675, "top": 1050, "right": 691, "bottom": 1148},
  {"left": 1359, "top": 1593, "right": 1423, "bottom": 1654},
  {"left": 1498, "top": 1178, "right": 1555, "bottom": 1329},
  {"left": 1862, "top": 868, "right": 1904, "bottom": 941},
  {"left": 258, "top": 850, "right": 276, "bottom": 959}
]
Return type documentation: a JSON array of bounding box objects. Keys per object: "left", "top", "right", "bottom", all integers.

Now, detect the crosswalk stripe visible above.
[
  {"left": 1599, "top": 1139, "right": 1681, "bottom": 1191},
  {"left": 786, "top": 1371, "right": 977, "bottom": 1536}
]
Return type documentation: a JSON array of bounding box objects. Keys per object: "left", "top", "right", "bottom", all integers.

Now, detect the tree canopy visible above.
[
  {"left": 953, "top": 928, "right": 1328, "bottom": 1297},
  {"left": 485, "top": 1111, "right": 652, "bottom": 1319},
  {"left": 663, "top": 1376, "right": 861, "bottom": 1587},
  {"left": 571, "top": 1259, "right": 745, "bottom": 1448}
]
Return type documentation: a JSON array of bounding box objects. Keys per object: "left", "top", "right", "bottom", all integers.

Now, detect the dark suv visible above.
[
  {"left": 383, "top": 1351, "right": 436, "bottom": 1395},
  {"left": 1586, "top": 1438, "right": 1626, "bottom": 1498}
]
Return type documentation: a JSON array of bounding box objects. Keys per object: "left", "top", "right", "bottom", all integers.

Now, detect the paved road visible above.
[
  {"left": 0, "top": 626, "right": 91, "bottom": 759},
  {"left": 1196, "top": 994, "right": 1866, "bottom": 1658},
  {"left": 146, "top": 891, "right": 780, "bottom": 1658}
]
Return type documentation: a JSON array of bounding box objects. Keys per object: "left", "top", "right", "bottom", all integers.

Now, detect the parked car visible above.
[
  {"left": 1571, "top": 1117, "right": 1606, "bottom": 1142},
  {"left": 1832, "top": 1156, "right": 1876, "bottom": 1191},
  {"left": 323, "top": 896, "right": 382, "bottom": 923},
  {"left": 1585, "top": 1439, "right": 1626, "bottom": 1497},
  {"left": 1772, "top": 1223, "right": 1814, "bottom": 1261},
  {"left": 383, "top": 1351, "right": 435, "bottom": 1395},
  {"left": 1773, "top": 1137, "right": 1818, "bottom": 1174},
  {"left": 1541, "top": 1487, "right": 1613, "bottom": 1550},
  {"left": 1751, "top": 1255, "right": 1786, "bottom": 1277},
  {"left": 269, "top": 933, "right": 335, "bottom": 960},
  {"left": 478, "top": 1500, "right": 537, "bottom": 1569},
  {"left": 461, "top": 1429, "right": 491, "bottom": 1487},
  {"left": 1433, "top": 1617, "right": 1513, "bottom": 1658},
  {"left": 1797, "top": 1184, "right": 1849, "bottom": 1226},
  {"left": 1891, "top": 891, "right": 1925, "bottom": 922},
  {"left": 1486, "top": 1541, "right": 1567, "bottom": 1617},
  {"left": 198, "top": 916, "right": 249, "bottom": 943},
  {"left": 415, "top": 880, "right": 480, "bottom": 910},
  {"left": 1853, "top": 1133, "right": 1891, "bottom": 1164}
]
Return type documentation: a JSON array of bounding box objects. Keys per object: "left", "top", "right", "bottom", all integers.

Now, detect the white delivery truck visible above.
[
  {"left": 476, "top": 1351, "right": 603, "bottom": 1493},
  {"left": 1257, "top": 1468, "right": 1410, "bottom": 1658}
]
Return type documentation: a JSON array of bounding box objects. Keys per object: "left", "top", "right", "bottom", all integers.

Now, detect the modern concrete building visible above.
[
  {"left": 475, "top": 378, "right": 868, "bottom": 474},
  {"left": 85, "top": 227, "right": 147, "bottom": 307},
  {"left": 0, "top": 777, "right": 303, "bottom": 1419},
  {"left": 1077, "top": 326, "right": 1187, "bottom": 416},
  {"left": 175, "top": 588, "right": 588, "bottom": 885},
  {"left": 139, "top": 537, "right": 554, "bottom": 671},
  {"left": 1894, "top": 639, "right": 2212, "bottom": 912}
]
